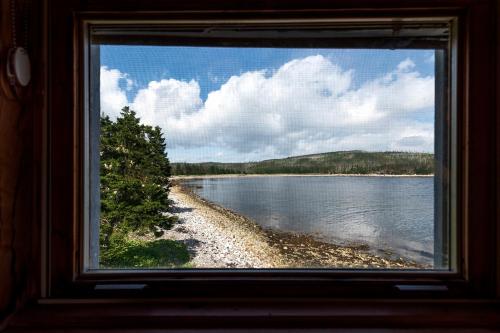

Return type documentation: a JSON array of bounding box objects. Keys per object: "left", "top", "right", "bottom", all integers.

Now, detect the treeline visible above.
[{"left": 172, "top": 151, "right": 434, "bottom": 176}]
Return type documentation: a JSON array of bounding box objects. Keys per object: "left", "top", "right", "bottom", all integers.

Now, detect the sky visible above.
[{"left": 100, "top": 46, "right": 436, "bottom": 163}]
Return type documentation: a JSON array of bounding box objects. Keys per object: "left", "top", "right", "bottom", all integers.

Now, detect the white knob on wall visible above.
[{"left": 7, "top": 47, "right": 31, "bottom": 87}]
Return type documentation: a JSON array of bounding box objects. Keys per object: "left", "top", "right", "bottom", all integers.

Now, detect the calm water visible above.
[{"left": 181, "top": 176, "right": 434, "bottom": 264}]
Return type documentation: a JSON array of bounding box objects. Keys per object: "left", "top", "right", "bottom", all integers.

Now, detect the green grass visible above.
[{"left": 100, "top": 238, "right": 191, "bottom": 268}]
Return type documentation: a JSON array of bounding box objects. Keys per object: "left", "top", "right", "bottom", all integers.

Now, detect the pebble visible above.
[
  {"left": 162, "top": 186, "right": 284, "bottom": 268},
  {"left": 162, "top": 185, "right": 427, "bottom": 270}
]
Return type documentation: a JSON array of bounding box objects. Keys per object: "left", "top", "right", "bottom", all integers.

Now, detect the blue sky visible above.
[{"left": 100, "top": 46, "right": 435, "bottom": 162}]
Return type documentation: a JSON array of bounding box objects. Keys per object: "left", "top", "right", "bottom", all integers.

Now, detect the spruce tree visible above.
[{"left": 100, "top": 107, "right": 176, "bottom": 252}]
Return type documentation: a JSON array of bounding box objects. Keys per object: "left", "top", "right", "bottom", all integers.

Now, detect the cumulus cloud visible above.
[
  {"left": 100, "top": 66, "right": 131, "bottom": 120},
  {"left": 133, "top": 79, "right": 203, "bottom": 123},
  {"left": 100, "top": 55, "right": 435, "bottom": 161}
]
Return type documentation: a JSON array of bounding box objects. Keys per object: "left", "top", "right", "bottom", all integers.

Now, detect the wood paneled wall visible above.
[
  {"left": 0, "top": 0, "right": 498, "bottom": 331},
  {"left": 0, "top": 0, "right": 44, "bottom": 326}
]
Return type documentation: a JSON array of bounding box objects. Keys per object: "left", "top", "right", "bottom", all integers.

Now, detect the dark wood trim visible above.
[
  {"left": 6, "top": 299, "right": 500, "bottom": 331},
  {"left": 47, "top": 0, "right": 499, "bottom": 299},
  {"left": 461, "top": 0, "right": 497, "bottom": 297},
  {"left": 56, "top": 0, "right": 487, "bottom": 12},
  {"left": 495, "top": 0, "right": 500, "bottom": 299}
]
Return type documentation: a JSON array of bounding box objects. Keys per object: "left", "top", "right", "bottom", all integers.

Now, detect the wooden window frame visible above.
[
  {"left": 45, "top": 0, "right": 498, "bottom": 301},
  {"left": 85, "top": 18, "right": 455, "bottom": 273}
]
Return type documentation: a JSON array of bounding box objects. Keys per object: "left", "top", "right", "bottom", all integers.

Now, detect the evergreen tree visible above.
[{"left": 100, "top": 107, "right": 176, "bottom": 252}]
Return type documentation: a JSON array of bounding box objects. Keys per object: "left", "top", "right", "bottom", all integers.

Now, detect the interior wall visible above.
[
  {"left": 496, "top": 0, "right": 500, "bottom": 299},
  {"left": 0, "top": 0, "right": 44, "bottom": 325}
]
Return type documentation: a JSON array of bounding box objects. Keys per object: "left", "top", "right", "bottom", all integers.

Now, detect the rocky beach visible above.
[
  {"left": 163, "top": 184, "right": 285, "bottom": 268},
  {"left": 163, "top": 183, "right": 425, "bottom": 269}
]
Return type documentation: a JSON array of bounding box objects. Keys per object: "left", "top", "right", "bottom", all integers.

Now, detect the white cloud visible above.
[
  {"left": 132, "top": 79, "right": 202, "bottom": 124},
  {"left": 100, "top": 66, "right": 130, "bottom": 120},
  {"left": 100, "top": 55, "right": 435, "bottom": 161},
  {"left": 396, "top": 58, "right": 416, "bottom": 72}
]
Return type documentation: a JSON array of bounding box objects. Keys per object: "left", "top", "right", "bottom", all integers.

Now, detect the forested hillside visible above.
[{"left": 172, "top": 151, "right": 434, "bottom": 176}]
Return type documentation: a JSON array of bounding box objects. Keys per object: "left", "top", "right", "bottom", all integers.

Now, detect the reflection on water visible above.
[{"left": 182, "top": 176, "right": 434, "bottom": 264}]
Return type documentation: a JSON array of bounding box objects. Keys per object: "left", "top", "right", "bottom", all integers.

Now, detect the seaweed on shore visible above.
[{"left": 173, "top": 183, "right": 428, "bottom": 269}]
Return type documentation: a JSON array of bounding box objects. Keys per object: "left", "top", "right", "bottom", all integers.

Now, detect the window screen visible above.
[{"left": 85, "top": 22, "right": 455, "bottom": 271}]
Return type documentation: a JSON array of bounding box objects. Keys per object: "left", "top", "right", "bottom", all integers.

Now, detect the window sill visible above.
[{"left": 5, "top": 298, "right": 500, "bottom": 331}]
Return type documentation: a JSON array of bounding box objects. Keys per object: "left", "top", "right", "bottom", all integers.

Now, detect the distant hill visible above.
[{"left": 171, "top": 151, "right": 434, "bottom": 176}]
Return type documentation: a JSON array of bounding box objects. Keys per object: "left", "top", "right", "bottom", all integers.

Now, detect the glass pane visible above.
[{"left": 88, "top": 33, "right": 452, "bottom": 270}]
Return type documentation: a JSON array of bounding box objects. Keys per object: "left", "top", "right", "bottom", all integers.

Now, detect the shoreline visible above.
[
  {"left": 166, "top": 182, "right": 427, "bottom": 269},
  {"left": 171, "top": 173, "right": 433, "bottom": 180},
  {"left": 164, "top": 184, "right": 286, "bottom": 268}
]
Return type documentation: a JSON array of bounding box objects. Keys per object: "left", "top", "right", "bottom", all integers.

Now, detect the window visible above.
[
  {"left": 42, "top": 0, "right": 500, "bottom": 301},
  {"left": 82, "top": 20, "right": 457, "bottom": 273}
]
